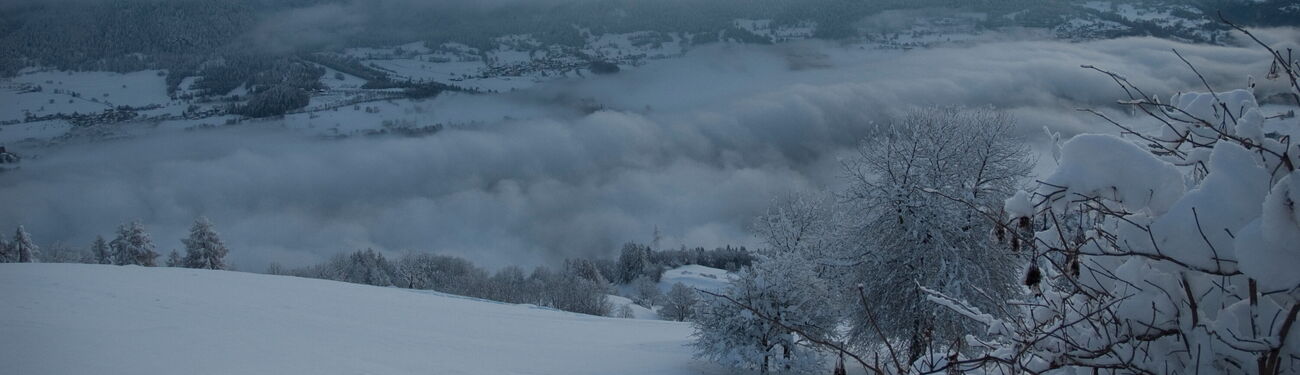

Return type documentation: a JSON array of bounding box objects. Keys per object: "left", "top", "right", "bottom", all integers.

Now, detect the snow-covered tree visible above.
[
  {"left": 693, "top": 109, "right": 1031, "bottom": 372},
  {"left": 91, "top": 236, "right": 112, "bottom": 265},
  {"left": 661, "top": 282, "right": 698, "bottom": 322},
  {"left": 0, "top": 233, "right": 9, "bottom": 262},
  {"left": 181, "top": 217, "right": 228, "bottom": 270},
  {"left": 615, "top": 303, "right": 636, "bottom": 319},
  {"left": 486, "top": 265, "right": 529, "bottom": 303},
  {"left": 165, "top": 250, "right": 182, "bottom": 267},
  {"left": 923, "top": 30, "right": 1300, "bottom": 374},
  {"left": 543, "top": 265, "right": 612, "bottom": 316},
  {"left": 565, "top": 258, "right": 610, "bottom": 286},
  {"left": 322, "top": 249, "right": 396, "bottom": 287},
  {"left": 693, "top": 253, "right": 839, "bottom": 373},
  {"left": 393, "top": 253, "right": 487, "bottom": 294},
  {"left": 110, "top": 221, "right": 159, "bottom": 266},
  {"left": 631, "top": 276, "right": 661, "bottom": 308},
  {"left": 616, "top": 242, "right": 653, "bottom": 283},
  {"left": 265, "top": 262, "right": 286, "bottom": 275},
  {"left": 11, "top": 225, "right": 40, "bottom": 263},
  {"left": 750, "top": 193, "right": 846, "bottom": 281},
  {"left": 838, "top": 106, "right": 1030, "bottom": 360},
  {"left": 43, "top": 242, "right": 90, "bottom": 263}
]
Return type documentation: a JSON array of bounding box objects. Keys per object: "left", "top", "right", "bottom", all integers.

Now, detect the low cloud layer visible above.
[{"left": 2, "top": 32, "right": 1293, "bottom": 271}]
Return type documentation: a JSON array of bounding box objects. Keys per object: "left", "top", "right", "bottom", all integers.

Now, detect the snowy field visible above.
[
  {"left": 0, "top": 70, "right": 173, "bottom": 122},
  {"left": 0, "top": 264, "right": 729, "bottom": 375},
  {"left": 659, "top": 265, "right": 734, "bottom": 293}
]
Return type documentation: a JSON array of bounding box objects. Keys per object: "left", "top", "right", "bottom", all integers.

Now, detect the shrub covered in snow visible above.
[
  {"left": 692, "top": 253, "right": 838, "bottom": 374},
  {"left": 924, "top": 37, "right": 1300, "bottom": 374}
]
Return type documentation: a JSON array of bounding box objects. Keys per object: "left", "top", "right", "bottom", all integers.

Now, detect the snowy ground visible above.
[
  {"left": 607, "top": 294, "right": 662, "bottom": 320},
  {"left": 0, "top": 264, "right": 729, "bottom": 375},
  {"left": 659, "top": 265, "right": 734, "bottom": 293},
  {"left": 0, "top": 70, "right": 174, "bottom": 122}
]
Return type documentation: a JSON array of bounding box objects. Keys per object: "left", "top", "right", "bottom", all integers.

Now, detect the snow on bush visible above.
[
  {"left": 1039, "top": 134, "right": 1185, "bottom": 215},
  {"left": 926, "top": 40, "right": 1300, "bottom": 374}
]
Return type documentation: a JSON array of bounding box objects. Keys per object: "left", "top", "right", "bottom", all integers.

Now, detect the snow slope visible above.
[
  {"left": 606, "top": 294, "right": 662, "bottom": 320},
  {"left": 0, "top": 264, "right": 724, "bottom": 375},
  {"left": 658, "top": 265, "right": 733, "bottom": 293}
]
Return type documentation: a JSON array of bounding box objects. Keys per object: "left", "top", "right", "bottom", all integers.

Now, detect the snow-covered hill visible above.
[
  {"left": 659, "top": 265, "right": 734, "bottom": 293},
  {"left": 0, "top": 264, "right": 723, "bottom": 375}
]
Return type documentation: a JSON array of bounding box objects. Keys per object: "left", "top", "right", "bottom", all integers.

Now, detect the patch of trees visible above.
[
  {"left": 192, "top": 56, "right": 324, "bottom": 97},
  {"left": 231, "top": 84, "right": 311, "bottom": 118},
  {"left": 0, "top": 0, "right": 257, "bottom": 76},
  {"left": 2, "top": 0, "right": 1291, "bottom": 80},
  {"left": 614, "top": 242, "right": 752, "bottom": 284},
  {"left": 275, "top": 251, "right": 615, "bottom": 317},
  {"left": 0, "top": 218, "right": 230, "bottom": 270},
  {"left": 1202, "top": 0, "right": 1300, "bottom": 28},
  {"left": 588, "top": 61, "right": 620, "bottom": 75},
  {"left": 0, "top": 226, "right": 39, "bottom": 263},
  {"left": 401, "top": 82, "right": 458, "bottom": 99},
  {"left": 652, "top": 245, "right": 753, "bottom": 271},
  {"left": 270, "top": 241, "right": 752, "bottom": 318}
]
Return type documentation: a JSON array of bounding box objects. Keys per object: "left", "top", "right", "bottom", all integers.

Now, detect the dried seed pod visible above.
[{"left": 1023, "top": 264, "right": 1042, "bottom": 288}]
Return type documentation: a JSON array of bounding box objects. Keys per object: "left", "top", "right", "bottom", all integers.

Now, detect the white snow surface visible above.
[
  {"left": 658, "top": 265, "right": 733, "bottom": 293},
  {"left": 606, "top": 294, "right": 662, "bottom": 320},
  {"left": 1040, "top": 134, "right": 1186, "bottom": 215},
  {"left": 0, "top": 263, "right": 724, "bottom": 375}
]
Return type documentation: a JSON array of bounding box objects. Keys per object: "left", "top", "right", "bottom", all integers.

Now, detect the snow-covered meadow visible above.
[{"left": 0, "top": 263, "right": 727, "bottom": 375}]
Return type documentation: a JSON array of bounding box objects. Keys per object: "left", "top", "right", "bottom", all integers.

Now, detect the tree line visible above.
[
  {"left": 270, "top": 242, "right": 751, "bottom": 318},
  {"left": 2, "top": 215, "right": 749, "bottom": 320},
  {"left": 0, "top": 217, "right": 229, "bottom": 270}
]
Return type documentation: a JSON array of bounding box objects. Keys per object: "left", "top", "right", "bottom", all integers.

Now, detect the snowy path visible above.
[{"left": 0, "top": 264, "right": 727, "bottom": 375}]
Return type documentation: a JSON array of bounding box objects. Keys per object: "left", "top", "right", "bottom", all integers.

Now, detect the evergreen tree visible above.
[
  {"left": 166, "top": 250, "right": 182, "bottom": 267},
  {"left": 616, "top": 242, "right": 652, "bottom": 283},
  {"left": 324, "top": 249, "right": 396, "bottom": 287},
  {"left": 181, "top": 217, "right": 228, "bottom": 270},
  {"left": 110, "top": 221, "right": 159, "bottom": 266},
  {"left": 12, "top": 225, "right": 39, "bottom": 263},
  {"left": 564, "top": 258, "right": 609, "bottom": 286},
  {"left": 0, "top": 233, "right": 10, "bottom": 262},
  {"left": 91, "top": 236, "right": 112, "bottom": 264}
]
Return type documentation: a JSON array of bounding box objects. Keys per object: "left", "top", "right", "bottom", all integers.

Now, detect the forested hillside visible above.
[{"left": 3, "top": 0, "right": 1296, "bottom": 77}]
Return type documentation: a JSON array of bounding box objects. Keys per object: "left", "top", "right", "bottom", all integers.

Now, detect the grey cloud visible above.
[{"left": 2, "top": 31, "right": 1293, "bottom": 271}]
